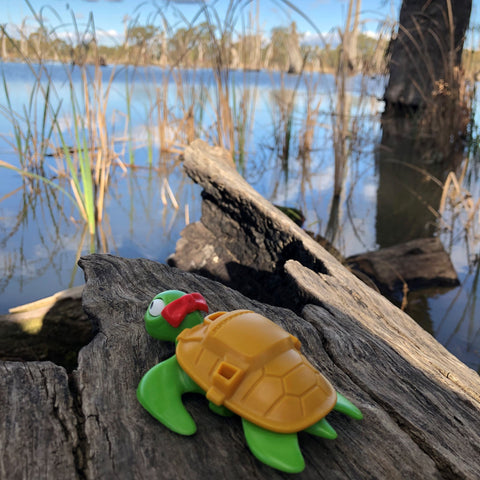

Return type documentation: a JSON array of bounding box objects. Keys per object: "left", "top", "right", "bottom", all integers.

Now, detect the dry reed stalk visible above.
[
  {"left": 160, "top": 177, "right": 179, "bottom": 209},
  {"left": 69, "top": 177, "right": 88, "bottom": 222},
  {"left": 0, "top": 185, "right": 24, "bottom": 203},
  {"left": 439, "top": 170, "right": 480, "bottom": 238},
  {"left": 330, "top": 0, "right": 366, "bottom": 198},
  {"left": 299, "top": 103, "right": 318, "bottom": 157},
  {"left": 156, "top": 83, "right": 170, "bottom": 152},
  {"left": 400, "top": 282, "right": 409, "bottom": 311},
  {"left": 216, "top": 80, "right": 234, "bottom": 154},
  {"left": 81, "top": 62, "right": 118, "bottom": 226},
  {"left": 164, "top": 178, "right": 179, "bottom": 209}
]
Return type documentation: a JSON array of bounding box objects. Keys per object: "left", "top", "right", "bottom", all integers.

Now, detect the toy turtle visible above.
[{"left": 137, "top": 290, "right": 362, "bottom": 473}]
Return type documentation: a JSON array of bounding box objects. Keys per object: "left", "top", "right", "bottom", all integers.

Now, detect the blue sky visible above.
[{"left": 4, "top": 0, "right": 401, "bottom": 45}]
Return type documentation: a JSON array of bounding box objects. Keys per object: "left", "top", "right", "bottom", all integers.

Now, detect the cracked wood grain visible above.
[{"left": 0, "top": 362, "right": 79, "bottom": 480}]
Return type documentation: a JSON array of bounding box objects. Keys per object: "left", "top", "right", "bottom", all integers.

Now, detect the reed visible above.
[
  {"left": 125, "top": 72, "right": 135, "bottom": 165},
  {"left": 0, "top": 66, "right": 61, "bottom": 170},
  {"left": 297, "top": 73, "right": 322, "bottom": 160},
  {"left": 270, "top": 82, "right": 297, "bottom": 181},
  {"left": 231, "top": 75, "right": 258, "bottom": 172},
  {"left": 330, "top": 0, "right": 363, "bottom": 198},
  {"left": 439, "top": 168, "right": 480, "bottom": 246},
  {"left": 0, "top": 6, "right": 122, "bottom": 248},
  {"left": 58, "top": 60, "right": 120, "bottom": 239}
]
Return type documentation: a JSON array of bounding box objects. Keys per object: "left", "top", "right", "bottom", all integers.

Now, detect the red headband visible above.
[{"left": 162, "top": 292, "right": 209, "bottom": 328}]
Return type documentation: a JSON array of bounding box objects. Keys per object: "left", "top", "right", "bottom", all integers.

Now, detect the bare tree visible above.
[
  {"left": 286, "top": 22, "right": 302, "bottom": 74},
  {"left": 0, "top": 25, "right": 8, "bottom": 60},
  {"left": 340, "top": 0, "right": 362, "bottom": 73}
]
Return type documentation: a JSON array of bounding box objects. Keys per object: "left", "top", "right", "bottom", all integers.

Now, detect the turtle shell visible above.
[{"left": 176, "top": 310, "right": 337, "bottom": 433}]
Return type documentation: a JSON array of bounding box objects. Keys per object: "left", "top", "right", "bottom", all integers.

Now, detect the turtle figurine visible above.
[{"left": 137, "top": 290, "right": 363, "bottom": 473}]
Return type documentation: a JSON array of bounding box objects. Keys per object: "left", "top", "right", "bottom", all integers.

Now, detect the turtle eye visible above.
[{"left": 149, "top": 298, "right": 165, "bottom": 317}]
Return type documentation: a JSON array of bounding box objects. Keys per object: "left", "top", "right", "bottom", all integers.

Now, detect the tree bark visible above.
[{"left": 384, "top": 0, "right": 472, "bottom": 108}]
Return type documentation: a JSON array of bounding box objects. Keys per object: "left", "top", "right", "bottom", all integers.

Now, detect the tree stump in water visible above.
[{"left": 1, "top": 139, "right": 480, "bottom": 479}]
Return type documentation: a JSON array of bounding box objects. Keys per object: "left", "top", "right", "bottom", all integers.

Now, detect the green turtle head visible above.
[{"left": 144, "top": 290, "right": 208, "bottom": 342}]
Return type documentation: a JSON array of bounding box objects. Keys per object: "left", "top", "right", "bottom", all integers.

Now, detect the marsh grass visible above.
[
  {"left": 2, "top": 0, "right": 467, "bottom": 252},
  {"left": 0, "top": 3, "right": 139, "bottom": 249},
  {"left": 0, "top": 1, "right": 392, "bottom": 261},
  {"left": 0, "top": 65, "right": 61, "bottom": 170}
]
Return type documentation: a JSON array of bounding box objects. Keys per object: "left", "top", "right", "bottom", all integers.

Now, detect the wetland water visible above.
[{"left": 0, "top": 61, "right": 479, "bottom": 372}]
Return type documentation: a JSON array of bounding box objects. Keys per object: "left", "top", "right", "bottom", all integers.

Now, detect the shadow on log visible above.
[
  {"left": 1, "top": 140, "right": 480, "bottom": 479},
  {"left": 0, "top": 286, "right": 93, "bottom": 371}
]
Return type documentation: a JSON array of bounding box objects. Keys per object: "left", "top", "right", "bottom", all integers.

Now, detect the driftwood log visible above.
[
  {"left": 1, "top": 139, "right": 480, "bottom": 479},
  {"left": 346, "top": 237, "right": 460, "bottom": 295}
]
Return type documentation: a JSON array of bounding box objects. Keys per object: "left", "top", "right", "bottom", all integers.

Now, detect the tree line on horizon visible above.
[{"left": 0, "top": 19, "right": 391, "bottom": 75}]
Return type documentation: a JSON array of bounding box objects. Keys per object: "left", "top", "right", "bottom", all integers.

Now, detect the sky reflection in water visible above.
[{"left": 0, "top": 62, "right": 478, "bottom": 371}]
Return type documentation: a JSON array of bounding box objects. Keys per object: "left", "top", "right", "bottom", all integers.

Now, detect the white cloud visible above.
[
  {"left": 54, "top": 27, "right": 123, "bottom": 45},
  {"left": 302, "top": 30, "right": 340, "bottom": 47}
]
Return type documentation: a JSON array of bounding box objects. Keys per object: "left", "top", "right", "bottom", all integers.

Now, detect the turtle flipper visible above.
[
  {"left": 242, "top": 419, "right": 305, "bottom": 473},
  {"left": 305, "top": 417, "right": 337, "bottom": 439},
  {"left": 334, "top": 392, "right": 363, "bottom": 420},
  {"left": 137, "top": 355, "right": 202, "bottom": 435}
]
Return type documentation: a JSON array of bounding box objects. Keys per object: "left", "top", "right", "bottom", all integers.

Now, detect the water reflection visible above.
[
  {"left": 0, "top": 62, "right": 478, "bottom": 371},
  {"left": 377, "top": 119, "right": 463, "bottom": 247},
  {"left": 0, "top": 158, "right": 201, "bottom": 313},
  {"left": 377, "top": 115, "right": 479, "bottom": 369}
]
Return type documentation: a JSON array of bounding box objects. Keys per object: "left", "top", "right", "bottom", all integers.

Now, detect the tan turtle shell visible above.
[{"left": 176, "top": 310, "right": 337, "bottom": 433}]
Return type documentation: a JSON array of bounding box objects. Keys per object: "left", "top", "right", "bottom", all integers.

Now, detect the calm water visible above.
[{"left": 0, "top": 61, "right": 478, "bottom": 372}]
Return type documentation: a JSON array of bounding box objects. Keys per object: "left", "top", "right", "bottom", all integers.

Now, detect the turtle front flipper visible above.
[
  {"left": 137, "top": 355, "right": 203, "bottom": 435},
  {"left": 334, "top": 392, "right": 363, "bottom": 420},
  {"left": 242, "top": 419, "right": 305, "bottom": 473}
]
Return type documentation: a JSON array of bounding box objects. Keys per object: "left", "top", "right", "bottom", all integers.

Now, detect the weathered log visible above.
[
  {"left": 5, "top": 253, "right": 480, "bottom": 479},
  {"left": 346, "top": 237, "right": 459, "bottom": 295},
  {"left": 168, "top": 139, "right": 480, "bottom": 476},
  {"left": 0, "top": 256, "right": 360, "bottom": 478},
  {"left": 1, "top": 139, "right": 480, "bottom": 479}
]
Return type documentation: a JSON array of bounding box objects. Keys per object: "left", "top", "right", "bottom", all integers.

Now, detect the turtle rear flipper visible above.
[
  {"left": 137, "top": 355, "right": 202, "bottom": 435},
  {"left": 305, "top": 417, "right": 337, "bottom": 439},
  {"left": 334, "top": 392, "right": 363, "bottom": 420},
  {"left": 242, "top": 419, "right": 305, "bottom": 473}
]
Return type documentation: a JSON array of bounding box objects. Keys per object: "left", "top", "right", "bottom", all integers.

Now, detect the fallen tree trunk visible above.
[
  {"left": 169, "top": 140, "right": 480, "bottom": 476},
  {"left": 1, "top": 140, "right": 479, "bottom": 479}
]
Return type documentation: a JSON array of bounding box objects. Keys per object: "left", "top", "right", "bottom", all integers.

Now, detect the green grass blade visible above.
[{"left": 79, "top": 133, "right": 96, "bottom": 235}]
